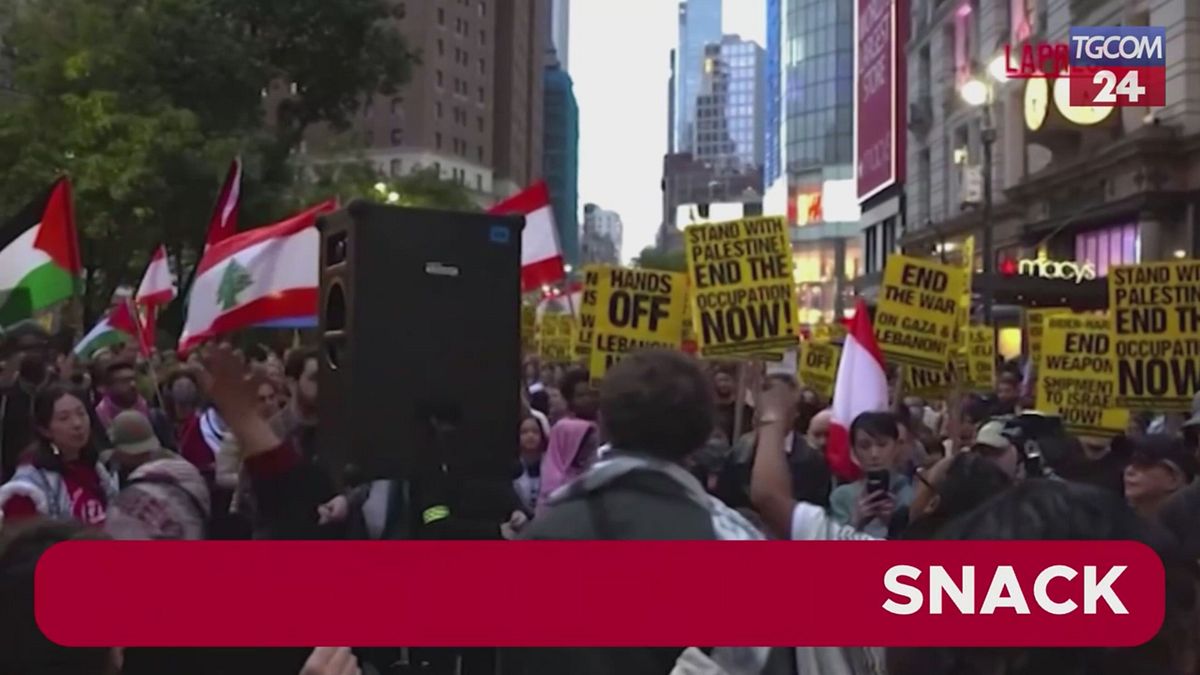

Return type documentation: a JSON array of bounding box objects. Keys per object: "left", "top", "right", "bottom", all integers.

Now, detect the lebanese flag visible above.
[
  {"left": 135, "top": 245, "right": 176, "bottom": 341},
  {"left": 75, "top": 298, "right": 150, "bottom": 358},
  {"left": 826, "top": 298, "right": 889, "bottom": 482},
  {"left": 204, "top": 158, "right": 242, "bottom": 250},
  {"left": 179, "top": 200, "right": 335, "bottom": 353},
  {"left": 488, "top": 181, "right": 565, "bottom": 292}
]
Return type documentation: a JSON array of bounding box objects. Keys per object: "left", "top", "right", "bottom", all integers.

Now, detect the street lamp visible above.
[{"left": 958, "top": 53, "right": 1006, "bottom": 325}]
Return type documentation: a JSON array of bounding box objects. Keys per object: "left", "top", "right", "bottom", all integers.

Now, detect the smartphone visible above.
[{"left": 865, "top": 470, "right": 890, "bottom": 496}]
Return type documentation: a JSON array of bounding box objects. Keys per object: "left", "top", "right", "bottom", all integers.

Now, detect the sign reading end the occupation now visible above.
[
  {"left": 1110, "top": 261, "right": 1200, "bottom": 411},
  {"left": 684, "top": 216, "right": 797, "bottom": 358}
]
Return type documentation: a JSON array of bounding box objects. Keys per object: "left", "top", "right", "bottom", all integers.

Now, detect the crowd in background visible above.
[{"left": 0, "top": 317, "right": 1198, "bottom": 675}]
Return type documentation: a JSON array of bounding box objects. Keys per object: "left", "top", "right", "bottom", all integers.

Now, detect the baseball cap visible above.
[
  {"left": 108, "top": 410, "right": 162, "bottom": 455},
  {"left": 972, "top": 420, "right": 1012, "bottom": 452},
  {"left": 1119, "top": 434, "right": 1197, "bottom": 482}
]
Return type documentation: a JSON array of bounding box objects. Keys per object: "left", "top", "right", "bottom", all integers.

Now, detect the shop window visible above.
[{"left": 1075, "top": 223, "right": 1139, "bottom": 277}]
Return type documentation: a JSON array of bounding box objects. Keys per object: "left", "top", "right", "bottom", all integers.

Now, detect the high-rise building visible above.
[
  {"left": 493, "top": 0, "right": 549, "bottom": 197},
  {"left": 549, "top": 0, "right": 570, "bottom": 71},
  {"left": 673, "top": 0, "right": 722, "bottom": 153},
  {"left": 763, "top": 0, "right": 782, "bottom": 192},
  {"left": 543, "top": 64, "right": 580, "bottom": 266},
  {"left": 694, "top": 35, "right": 764, "bottom": 173},
  {"left": 581, "top": 203, "right": 623, "bottom": 265},
  {"left": 299, "top": 0, "right": 547, "bottom": 203},
  {"left": 667, "top": 49, "right": 677, "bottom": 155},
  {"left": 779, "top": 0, "right": 861, "bottom": 325}
]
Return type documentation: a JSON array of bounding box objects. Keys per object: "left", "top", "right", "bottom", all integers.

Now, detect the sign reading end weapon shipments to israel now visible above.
[
  {"left": 1110, "top": 261, "right": 1200, "bottom": 411},
  {"left": 1036, "top": 314, "right": 1129, "bottom": 437},
  {"left": 684, "top": 216, "right": 797, "bottom": 357},
  {"left": 588, "top": 267, "right": 688, "bottom": 378},
  {"left": 875, "top": 255, "right": 966, "bottom": 371}
]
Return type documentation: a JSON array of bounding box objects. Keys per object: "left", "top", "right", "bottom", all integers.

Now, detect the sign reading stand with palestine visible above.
[
  {"left": 684, "top": 216, "right": 797, "bottom": 357},
  {"left": 539, "top": 313, "right": 576, "bottom": 363},
  {"left": 1110, "top": 261, "right": 1200, "bottom": 411},
  {"left": 1037, "top": 314, "right": 1129, "bottom": 437},
  {"left": 875, "top": 254, "right": 966, "bottom": 370},
  {"left": 588, "top": 267, "right": 688, "bottom": 378}
]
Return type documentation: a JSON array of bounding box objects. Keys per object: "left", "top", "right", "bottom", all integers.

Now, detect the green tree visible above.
[
  {"left": 287, "top": 161, "right": 480, "bottom": 212},
  {"left": 633, "top": 246, "right": 687, "bottom": 272},
  {"left": 0, "top": 0, "right": 417, "bottom": 326}
]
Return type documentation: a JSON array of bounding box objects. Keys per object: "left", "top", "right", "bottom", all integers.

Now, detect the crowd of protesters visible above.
[{"left": 0, "top": 318, "right": 1198, "bottom": 675}]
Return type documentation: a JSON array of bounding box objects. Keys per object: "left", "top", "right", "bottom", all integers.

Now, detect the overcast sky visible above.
[{"left": 571, "top": 0, "right": 765, "bottom": 261}]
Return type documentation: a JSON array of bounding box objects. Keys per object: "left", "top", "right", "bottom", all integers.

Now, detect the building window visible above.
[
  {"left": 477, "top": 146, "right": 484, "bottom": 161},
  {"left": 477, "top": 86, "right": 485, "bottom": 103},
  {"left": 435, "top": 132, "right": 443, "bottom": 149},
  {"left": 1075, "top": 223, "right": 1140, "bottom": 277},
  {"left": 480, "top": 29, "right": 486, "bottom": 46},
  {"left": 438, "top": 7, "right": 445, "bottom": 25},
  {"left": 390, "top": 159, "right": 402, "bottom": 176},
  {"left": 436, "top": 70, "right": 443, "bottom": 87},
  {"left": 478, "top": 58, "right": 485, "bottom": 75},
  {"left": 478, "top": 1, "right": 485, "bottom": 16},
  {"left": 394, "top": 2, "right": 406, "bottom": 19},
  {"left": 436, "top": 101, "right": 443, "bottom": 118},
  {"left": 391, "top": 97, "right": 403, "bottom": 116},
  {"left": 477, "top": 116, "right": 483, "bottom": 131},
  {"left": 390, "top": 128, "right": 403, "bottom": 145},
  {"left": 476, "top": 174, "right": 483, "bottom": 190}
]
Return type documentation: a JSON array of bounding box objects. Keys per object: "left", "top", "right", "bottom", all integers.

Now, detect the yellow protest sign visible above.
[
  {"left": 520, "top": 305, "right": 536, "bottom": 354},
  {"left": 588, "top": 267, "right": 689, "bottom": 378},
  {"left": 955, "top": 236, "right": 975, "bottom": 346},
  {"left": 813, "top": 320, "right": 848, "bottom": 345},
  {"left": 965, "top": 326, "right": 995, "bottom": 393},
  {"left": 575, "top": 265, "right": 608, "bottom": 358},
  {"left": 1024, "top": 307, "right": 1068, "bottom": 369},
  {"left": 539, "top": 313, "right": 576, "bottom": 363},
  {"left": 1111, "top": 261, "right": 1200, "bottom": 411},
  {"left": 798, "top": 341, "right": 840, "bottom": 400},
  {"left": 905, "top": 365, "right": 952, "bottom": 400},
  {"left": 684, "top": 216, "right": 797, "bottom": 357},
  {"left": 875, "top": 255, "right": 966, "bottom": 370},
  {"left": 1037, "top": 314, "right": 1129, "bottom": 436}
]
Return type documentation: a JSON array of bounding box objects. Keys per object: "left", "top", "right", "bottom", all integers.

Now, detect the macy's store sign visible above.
[{"left": 1001, "top": 256, "right": 1097, "bottom": 284}]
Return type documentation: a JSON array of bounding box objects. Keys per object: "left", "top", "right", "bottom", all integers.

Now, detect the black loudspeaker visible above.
[{"left": 317, "top": 201, "right": 524, "bottom": 483}]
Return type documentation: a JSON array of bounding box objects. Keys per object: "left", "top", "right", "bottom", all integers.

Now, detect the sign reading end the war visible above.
[{"left": 875, "top": 255, "right": 965, "bottom": 371}]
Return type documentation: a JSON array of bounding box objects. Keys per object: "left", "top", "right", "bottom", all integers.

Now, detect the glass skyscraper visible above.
[
  {"left": 694, "top": 36, "right": 764, "bottom": 173},
  {"left": 673, "top": 0, "right": 722, "bottom": 153},
  {"left": 784, "top": 0, "right": 854, "bottom": 174}
]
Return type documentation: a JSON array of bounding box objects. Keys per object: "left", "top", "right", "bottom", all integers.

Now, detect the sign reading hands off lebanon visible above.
[
  {"left": 1110, "top": 261, "right": 1200, "bottom": 411},
  {"left": 684, "top": 216, "right": 797, "bottom": 357},
  {"left": 588, "top": 266, "right": 688, "bottom": 378},
  {"left": 875, "top": 254, "right": 966, "bottom": 371}
]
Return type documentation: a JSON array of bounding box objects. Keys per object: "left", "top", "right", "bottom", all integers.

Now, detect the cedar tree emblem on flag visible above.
[{"left": 217, "top": 259, "right": 252, "bottom": 310}]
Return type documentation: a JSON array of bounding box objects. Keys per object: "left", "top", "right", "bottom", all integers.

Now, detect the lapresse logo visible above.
[{"left": 1068, "top": 26, "right": 1166, "bottom": 106}]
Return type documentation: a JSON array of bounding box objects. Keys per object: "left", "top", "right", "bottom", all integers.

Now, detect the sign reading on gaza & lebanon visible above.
[
  {"left": 684, "top": 216, "right": 798, "bottom": 357},
  {"left": 875, "top": 254, "right": 966, "bottom": 371},
  {"left": 1110, "top": 261, "right": 1200, "bottom": 411}
]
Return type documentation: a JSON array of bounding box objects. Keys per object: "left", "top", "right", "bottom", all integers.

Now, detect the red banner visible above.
[
  {"left": 856, "top": 0, "right": 903, "bottom": 202},
  {"left": 38, "top": 541, "right": 1163, "bottom": 647}
]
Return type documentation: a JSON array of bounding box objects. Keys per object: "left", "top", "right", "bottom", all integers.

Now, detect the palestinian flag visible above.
[
  {"left": 74, "top": 298, "right": 149, "bottom": 358},
  {"left": 0, "top": 178, "right": 82, "bottom": 327}
]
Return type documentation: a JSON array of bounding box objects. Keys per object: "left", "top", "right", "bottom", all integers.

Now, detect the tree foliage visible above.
[
  {"left": 0, "top": 0, "right": 435, "bottom": 327},
  {"left": 633, "top": 246, "right": 688, "bottom": 273}
]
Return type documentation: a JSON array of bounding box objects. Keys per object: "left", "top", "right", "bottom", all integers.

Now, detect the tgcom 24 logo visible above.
[{"left": 1001, "top": 26, "right": 1166, "bottom": 107}]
